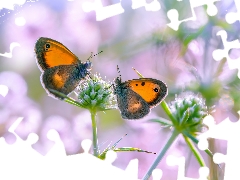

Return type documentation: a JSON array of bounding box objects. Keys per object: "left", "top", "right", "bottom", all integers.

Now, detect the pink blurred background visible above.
[{"left": 0, "top": 0, "right": 240, "bottom": 179}]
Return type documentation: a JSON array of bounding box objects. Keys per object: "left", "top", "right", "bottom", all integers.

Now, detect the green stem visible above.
[
  {"left": 142, "top": 129, "right": 179, "bottom": 180},
  {"left": 183, "top": 134, "right": 206, "bottom": 167},
  {"left": 160, "top": 100, "right": 178, "bottom": 126},
  {"left": 183, "top": 131, "right": 214, "bottom": 158},
  {"left": 90, "top": 109, "right": 99, "bottom": 157}
]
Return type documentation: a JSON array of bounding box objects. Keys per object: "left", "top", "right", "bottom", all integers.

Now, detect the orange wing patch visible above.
[
  {"left": 127, "top": 80, "right": 161, "bottom": 103},
  {"left": 35, "top": 37, "right": 79, "bottom": 70},
  {"left": 44, "top": 41, "right": 79, "bottom": 68},
  {"left": 127, "top": 100, "right": 142, "bottom": 113},
  {"left": 52, "top": 73, "right": 66, "bottom": 89}
]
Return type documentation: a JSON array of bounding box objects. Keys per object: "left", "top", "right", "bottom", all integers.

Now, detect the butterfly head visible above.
[
  {"left": 78, "top": 61, "right": 92, "bottom": 78},
  {"left": 84, "top": 60, "right": 92, "bottom": 70}
]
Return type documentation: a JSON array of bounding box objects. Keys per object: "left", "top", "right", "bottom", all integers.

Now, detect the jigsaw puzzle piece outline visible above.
[
  {"left": 45, "top": 129, "right": 66, "bottom": 157},
  {"left": 167, "top": 0, "right": 219, "bottom": 31},
  {"left": 0, "top": 84, "right": 8, "bottom": 97},
  {"left": 198, "top": 112, "right": 240, "bottom": 180},
  {"left": 212, "top": 30, "right": 240, "bottom": 78},
  {"left": 0, "top": 119, "right": 140, "bottom": 180},
  {"left": 0, "top": 0, "right": 26, "bottom": 10},
  {"left": 82, "top": 0, "right": 162, "bottom": 21},
  {"left": 0, "top": 42, "right": 20, "bottom": 58},
  {"left": 225, "top": 0, "right": 240, "bottom": 24},
  {"left": 166, "top": 155, "right": 209, "bottom": 180},
  {"left": 152, "top": 168, "right": 163, "bottom": 180},
  {"left": 131, "top": 0, "right": 161, "bottom": 12},
  {"left": 82, "top": 0, "right": 124, "bottom": 21}
]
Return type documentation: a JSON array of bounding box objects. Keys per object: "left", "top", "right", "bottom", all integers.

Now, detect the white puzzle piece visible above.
[
  {"left": 212, "top": 30, "right": 240, "bottom": 78},
  {"left": 0, "top": 42, "right": 20, "bottom": 58},
  {"left": 0, "top": 118, "right": 140, "bottom": 180},
  {"left": 82, "top": 0, "right": 124, "bottom": 21},
  {"left": 198, "top": 112, "right": 240, "bottom": 180},
  {"left": 225, "top": 0, "right": 240, "bottom": 24},
  {"left": 166, "top": 155, "right": 209, "bottom": 180},
  {"left": 167, "top": 0, "right": 220, "bottom": 30}
]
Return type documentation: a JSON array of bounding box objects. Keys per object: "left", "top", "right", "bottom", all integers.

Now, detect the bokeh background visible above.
[{"left": 0, "top": 0, "right": 240, "bottom": 179}]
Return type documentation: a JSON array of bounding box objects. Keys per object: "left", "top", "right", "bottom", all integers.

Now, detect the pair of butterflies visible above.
[{"left": 34, "top": 37, "right": 168, "bottom": 120}]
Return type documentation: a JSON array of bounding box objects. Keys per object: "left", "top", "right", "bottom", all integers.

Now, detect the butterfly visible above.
[
  {"left": 113, "top": 68, "right": 168, "bottom": 119},
  {"left": 34, "top": 37, "right": 92, "bottom": 99}
]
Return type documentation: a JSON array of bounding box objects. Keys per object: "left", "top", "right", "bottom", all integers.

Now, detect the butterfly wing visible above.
[
  {"left": 115, "top": 87, "right": 150, "bottom": 119},
  {"left": 35, "top": 37, "right": 80, "bottom": 71},
  {"left": 125, "top": 78, "right": 168, "bottom": 107},
  {"left": 41, "top": 65, "right": 82, "bottom": 99}
]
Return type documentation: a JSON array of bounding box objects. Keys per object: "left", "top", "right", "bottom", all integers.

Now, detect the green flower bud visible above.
[
  {"left": 76, "top": 74, "right": 116, "bottom": 111},
  {"left": 169, "top": 92, "right": 208, "bottom": 135}
]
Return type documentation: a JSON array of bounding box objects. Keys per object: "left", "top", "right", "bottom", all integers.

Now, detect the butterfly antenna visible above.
[
  {"left": 87, "top": 52, "right": 93, "bottom": 61},
  {"left": 117, "top": 65, "right": 122, "bottom": 81},
  {"left": 87, "top": 51, "right": 103, "bottom": 61},
  {"left": 132, "top": 67, "right": 144, "bottom": 78},
  {"left": 93, "top": 50, "right": 103, "bottom": 57}
]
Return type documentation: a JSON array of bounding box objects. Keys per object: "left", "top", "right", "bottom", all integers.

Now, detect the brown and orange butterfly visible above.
[
  {"left": 113, "top": 67, "right": 168, "bottom": 119},
  {"left": 34, "top": 37, "right": 92, "bottom": 99}
]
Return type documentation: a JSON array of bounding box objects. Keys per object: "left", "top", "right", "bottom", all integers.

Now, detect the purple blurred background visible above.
[{"left": 0, "top": 0, "right": 240, "bottom": 179}]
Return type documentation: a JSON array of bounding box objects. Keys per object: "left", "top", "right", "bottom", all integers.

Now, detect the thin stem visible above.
[
  {"left": 183, "top": 131, "right": 214, "bottom": 158},
  {"left": 160, "top": 100, "right": 178, "bottom": 126},
  {"left": 183, "top": 134, "right": 206, "bottom": 167},
  {"left": 142, "top": 129, "right": 179, "bottom": 180},
  {"left": 90, "top": 109, "right": 99, "bottom": 157}
]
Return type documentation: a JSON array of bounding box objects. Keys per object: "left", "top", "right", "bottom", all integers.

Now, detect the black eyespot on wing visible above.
[
  {"left": 153, "top": 88, "right": 159, "bottom": 92},
  {"left": 46, "top": 43, "right": 50, "bottom": 48},
  {"left": 45, "top": 43, "right": 50, "bottom": 51}
]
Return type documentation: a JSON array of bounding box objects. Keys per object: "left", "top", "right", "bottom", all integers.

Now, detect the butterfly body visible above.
[
  {"left": 35, "top": 37, "right": 92, "bottom": 99},
  {"left": 114, "top": 77, "right": 168, "bottom": 120}
]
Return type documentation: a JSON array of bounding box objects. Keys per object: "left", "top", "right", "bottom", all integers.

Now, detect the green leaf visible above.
[
  {"left": 98, "top": 134, "right": 127, "bottom": 160},
  {"left": 179, "top": 108, "right": 189, "bottom": 126},
  {"left": 49, "top": 89, "right": 83, "bottom": 108},
  {"left": 98, "top": 134, "right": 156, "bottom": 160},
  {"left": 149, "top": 118, "right": 173, "bottom": 126},
  {"left": 114, "top": 147, "right": 156, "bottom": 154},
  {"left": 98, "top": 147, "right": 156, "bottom": 160}
]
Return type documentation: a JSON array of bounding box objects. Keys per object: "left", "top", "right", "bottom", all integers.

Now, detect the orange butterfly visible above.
[
  {"left": 114, "top": 67, "right": 168, "bottom": 119},
  {"left": 34, "top": 37, "right": 92, "bottom": 99}
]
